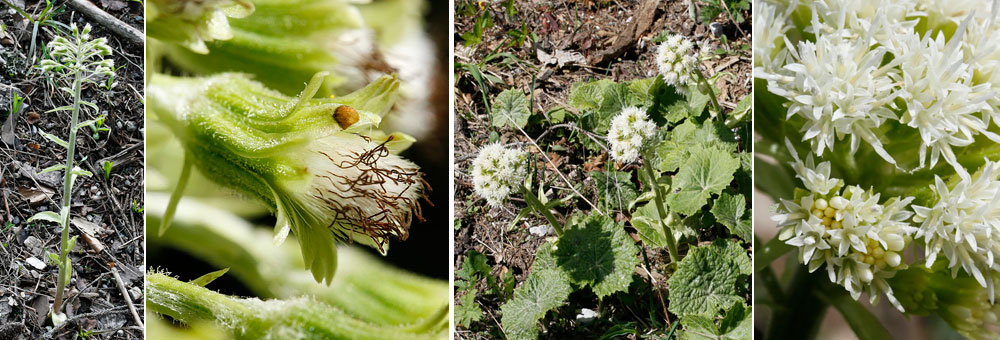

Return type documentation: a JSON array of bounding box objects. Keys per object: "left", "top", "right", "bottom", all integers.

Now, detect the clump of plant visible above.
[
  {"left": 458, "top": 31, "right": 752, "bottom": 339},
  {"left": 755, "top": 0, "right": 1000, "bottom": 338},
  {"left": 27, "top": 23, "right": 113, "bottom": 325},
  {"left": 146, "top": 0, "right": 446, "bottom": 338}
]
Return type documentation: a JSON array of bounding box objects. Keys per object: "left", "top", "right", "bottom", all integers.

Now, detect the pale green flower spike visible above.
[
  {"left": 147, "top": 0, "right": 255, "bottom": 54},
  {"left": 160, "top": 0, "right": 375, "bottom": 95},
  {"left": 147, "top": 272, "right": 448, "bottom": 339},
  {"left": 29, "top": 22, "right": 111, "bottom": 324},
  {"left": 890, "top": 262, "right": 1000, "bottom": 340},
  {"left": 148, "top": 71, "right": 426, "bottom": 284}
]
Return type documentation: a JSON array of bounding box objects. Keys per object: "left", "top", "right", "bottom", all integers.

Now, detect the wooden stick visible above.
[
  {"left": 110, "top": 265, "right": 144, "bottom": 330},
  {"left": 66, "top": 0, "right": 143, "bottom": 46}
]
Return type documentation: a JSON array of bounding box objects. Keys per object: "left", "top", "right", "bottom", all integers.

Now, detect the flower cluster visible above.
[
  {"left": 39, "top": 23, "right": 114, "bottom": 78},
  {"left": 756, "top": 0, "right": 1000, "bottom": 174},
  {"left": 471, "top": 144, "right": 529, "bottom": 208},
  {"left": 607, "top": 107, "right": 657, "bottom": 163},
  {"left": 774, "top": 142, "right": 916, "bottom": 311},
  {"left": 655, "top": 34, "right": 698, "bottom": 90},
  {"left": 914, "top": 161, "right": 1000, "bottom": 296}
]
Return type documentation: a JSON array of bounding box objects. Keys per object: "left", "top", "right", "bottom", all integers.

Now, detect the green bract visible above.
[
  {"left": 148, "top": 71, "right": 425, "bottom": 284},
  {"left": 147, "top": 0, "right": 254, "bottom": 54}
]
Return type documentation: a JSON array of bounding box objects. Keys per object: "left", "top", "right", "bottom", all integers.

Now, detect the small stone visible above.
[
  {"left": 23, "top": 236, "right": 42, "bottom": 256},
  {"left": 129, "top": 287, "right": 142, "bottom": 301},
  {"left": 24, "top": 257, "right": 45, "bottom": 270}
]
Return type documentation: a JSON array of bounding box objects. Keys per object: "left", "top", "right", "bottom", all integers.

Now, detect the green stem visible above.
[
  {"left": 520, "top": 185, "right": 563, "bottom": 236},
  {"left": 160, "top": 152, "right": 193, "bottom": 236},
  {"left": 694, "top": 68, "right": 722, "bottom": 117},
  {"left": 642, "top": 150, "right": 679, "bottom": 265},
  {"left": 766, "top": 265, "right": 827, "bottom": 340},
  {"left": 52, "top": 67, "right": 82, "bottom": 317},
  {"left": 146, "top": 273, "right": 444, "bottom": 340}
]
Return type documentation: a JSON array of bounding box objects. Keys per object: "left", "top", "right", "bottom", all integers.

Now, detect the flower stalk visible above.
[
  {"left": 28, "top": 23, "right": 113, "bottom": 324},
  {"left": 641, "top": 149, "right": 680, "bottom": 265}
]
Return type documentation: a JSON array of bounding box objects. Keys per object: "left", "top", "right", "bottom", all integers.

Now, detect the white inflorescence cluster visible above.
[
  {"left": 471, "top": 143, "right": 529, "bottom": 207},
  {"left": 607, "top": 107, "right": 657, "bottom": 164},
  {"left": 774, "top": 141, "right": 916, "bottom": 311},
  {"left": 756, "top": 0, "right": 1000, "bottom": 175},
  {"left": 655, "top": 34, "right": 699, "bottom": 90},
  {"left": 914, "top": 161, "right": 1000, "bottom": 298}
]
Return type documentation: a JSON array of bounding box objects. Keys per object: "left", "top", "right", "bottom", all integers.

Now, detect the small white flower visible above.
[
  {"left": 471, "top": 143, "right": 529, "bottom": 207},
  {"left": 607, "top": 107, "right": 657, "bottom": 163},
  {"left": 656, "top": 34, "right": 698, "bottom": 90},
  {"left": 528, "top": 225, "right": 554, "bottom": 237},
  {"left": 775, "top": 146, "right": 916, "bottom": 312},
  {"left": 576, "top": 308, "right": 598, "bottom": 323},
  {"left": 914, "top": 160, "right": 1000, "bottom": 298}
]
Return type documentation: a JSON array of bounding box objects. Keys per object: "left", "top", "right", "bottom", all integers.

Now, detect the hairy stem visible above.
[
  {"left": 642, "top": 150, "right": 679, "bottom": 265},
  {"left": 146, "top": 273, "right": 446, "bottom": 340},
  {"left": 694, "top": 68, "right": 722, "bottom": 117},
  {"left": 520, "top": 185, "right": 563, "bottom": 236},
  {"left": 53, "top": 67, "right": 83, "bottom": 317}
]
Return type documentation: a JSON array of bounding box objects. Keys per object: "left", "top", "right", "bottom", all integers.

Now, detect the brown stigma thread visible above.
[
  {"left": 333, "top": 105, "right": 360, "bottom": 129},
  {"left": 315, "top": 136, "right": 429, "bottom": 253}
]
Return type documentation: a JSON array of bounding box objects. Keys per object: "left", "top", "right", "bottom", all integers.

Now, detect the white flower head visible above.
[
  {"left": 656, "top": 34, "right": 698, "bottom": 90},
  {"left": 471, "top": 143, "right": 529, "bottom": 207},
  {"left": 914, "top": 160, "right": 1000, "bottom": 298},
  {"left": 607, "top": 106, "right": 657, "bottom": 163},
  {"left": 763, "top": 34, "right": 900, "bottom": 164},
  {"left": 775, "top": 145, "right": 916, "bottom": 311}
]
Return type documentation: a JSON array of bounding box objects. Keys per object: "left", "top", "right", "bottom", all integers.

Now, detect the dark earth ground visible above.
[
  {"left": 454, "top": 0, "right": 750, "bottom": 338},
  {"left": 0, "top": 0, "right": 144, "bottom": 339}
]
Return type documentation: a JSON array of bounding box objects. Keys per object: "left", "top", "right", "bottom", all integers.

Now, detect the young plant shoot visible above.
[{"left": 28, "top": 23, "right": 113, "bottom": 325}]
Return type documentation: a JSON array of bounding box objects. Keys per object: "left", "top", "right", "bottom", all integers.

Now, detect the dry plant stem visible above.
[
  {"left": 642, "top": 150, "right": 679, "bottom": 265},
  {"left": 66, "top": 0, "right": 144, "bottom": 46},
  {"left": 694, "top": 68, "right": 722, "bottom": 117},
  {"left": 110, "top": 266, "right": 143, "bottom": 329},
  {"left": 53, "top": 69, "right": 83, "bottom": 317},
  {"left": 520, "top": 185, "right": 563, "bottom": 237},
  {"left": 515, "top": 126, "right": 604, "bottom": 216}
]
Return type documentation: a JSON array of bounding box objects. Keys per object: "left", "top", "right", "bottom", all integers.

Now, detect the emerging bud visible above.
[{"left": 149, "top": 72, "right": 426, "bottom": 284}]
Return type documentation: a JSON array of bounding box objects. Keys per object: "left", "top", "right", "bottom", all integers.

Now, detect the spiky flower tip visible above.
[
  {"left": 39, "top": 23, "right": 114, "bottom": 77},
  {"left": 607, "top": 106, "right": 657, "bottom": 164},
  {"left": 471, "top": 143, "right": 529, "bottom": 208},
  {"left": 774, "top": 141, "right": 916, "bottom": 311},
  {"left": 914, "top": 160, "right": 1000, "bottom": 295},
  {"left": 655, "top": 34, "right": 698, "bottom": 90},
  {"left": 149, "top": 72, "right": 426, "bottom": 284},
  {"left": 147, "top": 0, "right": 254, "bottom": 54}
]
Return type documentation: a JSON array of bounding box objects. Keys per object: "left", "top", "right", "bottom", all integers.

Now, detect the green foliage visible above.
[
  {"left": 456, "top": 291, "right": 483, "bottom": 327},
  {"left": 667, "top": 146, "right": 740, "bottom": 216},
  {"left": 500, "top": 243, "right": 572, "bottom": 340},
  {"left": 491, "top": 89, "right": 530, "bottom": 129},
  {"left": 697, "top": 0, "right": 749, "bottom": 25},
  {"left": 461, "top": 10, "right": 493, "bottom": 47},
  {"left": 710, "top": 192, "right": 750, "bottom": 241},
  {"left": 592, "top": 170, "right": 638, "bottom": 212},
  {"left": 102, "top": 160, "right": 113, "bottom": 180},
  {"left": 668, "top": 239, "right": 750, "bottom": 316},
  {"left": 555, "top": 214, "right": 640, "bottom": 297},
  {"left": 678, "top": 303, "right": 752, "bottom": 340}
]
